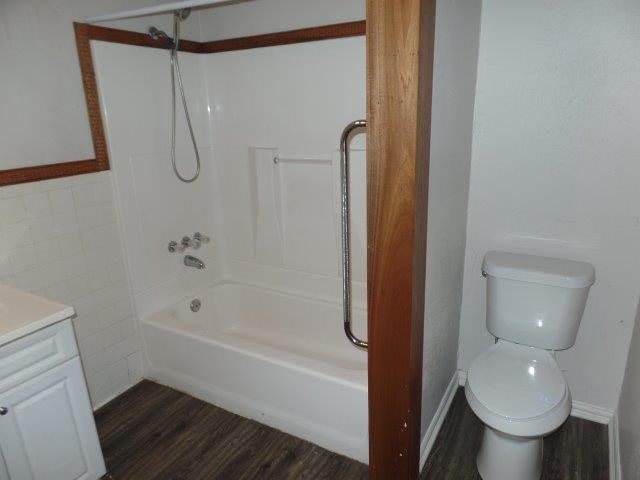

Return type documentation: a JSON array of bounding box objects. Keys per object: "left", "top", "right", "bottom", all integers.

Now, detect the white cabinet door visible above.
[{"left": 0, "top": 357, "right": 106, "bottom": 480}]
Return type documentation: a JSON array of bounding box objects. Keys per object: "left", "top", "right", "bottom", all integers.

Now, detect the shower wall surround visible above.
[
  {"left": 93, "top": 36, "right": 366, "bottom": 318},
  {"left": 0, "top": 172, "right": 143, "bottom": 407},
  {"left": 204, "top": 38, "right": 367, "bottom": 304}
]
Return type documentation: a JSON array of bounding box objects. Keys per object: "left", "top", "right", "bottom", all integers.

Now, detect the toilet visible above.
[{"left": 465, "top": 251, "right": 595, "bottom": 480}]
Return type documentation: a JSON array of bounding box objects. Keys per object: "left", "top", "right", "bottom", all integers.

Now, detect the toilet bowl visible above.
[
  {"left": 468, "top": 251, "right": 595, "bottom": 480},
  {"left": 465, "top": 341, "right": 571, "bottom": 480}
]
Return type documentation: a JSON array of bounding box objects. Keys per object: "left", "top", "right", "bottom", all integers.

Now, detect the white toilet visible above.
[{"left": 465, "top": 251, "right": 595, "bottom": 480}]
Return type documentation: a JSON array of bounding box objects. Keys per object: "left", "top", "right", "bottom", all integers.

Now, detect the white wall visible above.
[
  {"left": 196, "top": 0, "right": 364, "bottom": 41},
  {"left": 0, "top": 172, "right": 143, "bottom": 407},
  {"left": 204, "top": 38, "right": 366, "bottom": 305},
  {"left": 458, "top": 0, "right": 640, "bottom": 412},
  {"left": 618, "top": 302, "right": 640, "bottom": 479},
  {"left": 0, "top": 0, "right": 201, "bottom": 171},
  {"left": 92, "top": 35, "right": 367, "bottom": 333},
  {"left": 92, "top": 42, "right": 222, "bottom": 306},
  {"left": 420, "top": 0, "right": 481, "bottom": 441}
]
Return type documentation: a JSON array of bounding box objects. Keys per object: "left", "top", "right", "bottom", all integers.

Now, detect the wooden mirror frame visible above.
[{"left": 0, "top": 20, "right": 365, "bottom": 188}]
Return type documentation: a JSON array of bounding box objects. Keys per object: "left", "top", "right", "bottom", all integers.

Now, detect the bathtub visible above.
[{"left": 140, "top": 281, "right": 369, "bottom": 462}]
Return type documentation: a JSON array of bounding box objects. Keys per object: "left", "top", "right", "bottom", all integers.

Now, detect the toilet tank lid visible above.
[{"left": 482, "top": 251, "right": 595, "bottom": 288}]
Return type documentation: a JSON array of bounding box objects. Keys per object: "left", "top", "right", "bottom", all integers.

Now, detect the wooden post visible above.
[{"left": 367, "top": 0, "right": 436, "bottom": 478}]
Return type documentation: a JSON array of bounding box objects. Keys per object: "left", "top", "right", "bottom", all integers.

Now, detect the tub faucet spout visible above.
[{"left": 184, "top": 255, "right": 205, "bottom": 269}]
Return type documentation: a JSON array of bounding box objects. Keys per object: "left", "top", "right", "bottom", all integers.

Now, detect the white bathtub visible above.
[{"left": 140, "top": 281, "right": 369, "bottom": 462}]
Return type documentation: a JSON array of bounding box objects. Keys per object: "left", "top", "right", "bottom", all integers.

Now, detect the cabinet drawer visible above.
[{"left": 0, "top": 320, "right": 78, "bottom": 394}]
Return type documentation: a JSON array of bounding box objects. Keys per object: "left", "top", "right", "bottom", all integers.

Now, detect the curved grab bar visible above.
[{"left": 340, "top": 120, "right": 368, "bottom": 349}]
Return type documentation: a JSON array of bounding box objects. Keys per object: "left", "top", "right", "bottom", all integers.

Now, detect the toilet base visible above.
[{"left": 477, "top": 426, "right": 542, "bottom": 480}]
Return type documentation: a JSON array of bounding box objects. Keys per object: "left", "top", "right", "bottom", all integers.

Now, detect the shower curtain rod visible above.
[{"left": 84, "top": 0, "right": 231, "bottom": 24}]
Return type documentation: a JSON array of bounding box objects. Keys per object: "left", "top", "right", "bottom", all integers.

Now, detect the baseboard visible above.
[
  {"left": 457, "top": 369, "right": 613, "bottom": 424},
  {"left": 571, "top": 400, "right": 614, "bottom": 424},
  {"left": 609, "top": 412, "right": 621, "bottom": 480},
  {"left": 419, "top": 371, "right": 460, "bottom": 472}
]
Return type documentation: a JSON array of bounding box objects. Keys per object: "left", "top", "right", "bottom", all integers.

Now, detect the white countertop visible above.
[{"left": 0, "top": 284, "right": 75, "bottom": 347}]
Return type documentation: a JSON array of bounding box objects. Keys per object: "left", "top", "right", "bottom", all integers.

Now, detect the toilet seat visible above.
[{"left": 465, "top": 340, "right": 571, "bottom": 437}]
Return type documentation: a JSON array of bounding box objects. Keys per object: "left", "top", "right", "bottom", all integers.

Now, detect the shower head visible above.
[
  {"left": 175, "top": 8, "right": 191, "bottom": 20},
  {"left": 148, "top": 26, "right": 175, "bottom": 48}
]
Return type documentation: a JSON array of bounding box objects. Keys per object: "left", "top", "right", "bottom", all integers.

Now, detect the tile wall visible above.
[{"left": 0, "top": 171, "right": 142, "bottom": 407}]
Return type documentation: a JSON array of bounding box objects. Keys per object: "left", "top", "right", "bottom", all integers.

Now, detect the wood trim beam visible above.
[
  {"left": 0, "top": 160, "right": 103, "bottom": 188},
  {"left": 199, "top": 21, "right": 365, "bottom": 54},
  {"left": 1, "top": 20, "right": 364, "bottom": 187},
  {"left": 366, "top": 0, "right": 436, "bottom": 478},
  {"left": 81, "top": 23, "right": 203, "bottom": 53},
  {"left": 74, "top": 22, "right": 110, "bottom": 172}
]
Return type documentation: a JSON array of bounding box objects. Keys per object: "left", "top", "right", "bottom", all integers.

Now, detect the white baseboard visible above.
[
  {"left": 571, "top": 400, "right": 614, "bottom": 424},
  {"left": 457, "top": 369, "right": 613, "bottom": 424},
  {"left": 419, "top": 371, "right": 460, "bottom": 472},
  {"left": 609, "top": 412, "right": 621, "bottom": 480}
]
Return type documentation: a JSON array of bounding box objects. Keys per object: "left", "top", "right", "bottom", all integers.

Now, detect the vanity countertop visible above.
[{"left": 0, "top": 284, "right": 75, "bottom": 347}]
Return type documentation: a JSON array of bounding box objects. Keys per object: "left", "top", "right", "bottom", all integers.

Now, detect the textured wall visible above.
[
  {"left": 421, "top": 0, "right": 481, "bottom": 438},
  {"left": 457, "top": 0, "right": 640, "bottom": 411},
  {"left": 618, "top": 304, "right": 640, "bottom": 479}
]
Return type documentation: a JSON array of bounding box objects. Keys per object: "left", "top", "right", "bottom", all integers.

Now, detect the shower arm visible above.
[{"left": 340, "top": 120, "right": 368, "bottom": 349}]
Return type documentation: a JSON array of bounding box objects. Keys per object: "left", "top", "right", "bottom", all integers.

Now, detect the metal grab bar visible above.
[{"left": 340, "top": 120, "right": 367, "bottom": 349}]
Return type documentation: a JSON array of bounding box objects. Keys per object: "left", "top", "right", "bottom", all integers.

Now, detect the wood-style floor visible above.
[
  {"left": 421, "top": 388, "right": 609, "bottom": 480},
  {"left": 96, "top": 381, "right": 608, "bottom": 480}
]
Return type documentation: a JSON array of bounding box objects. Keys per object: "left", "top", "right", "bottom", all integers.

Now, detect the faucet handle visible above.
[
  {"left": 193, "top": 232, "right": 210, "bottom": 244},
  {"left": 168, "top": 240, "right": 186, "bottom": 253},
  {"left": 182, "top": 236, "right": 201, "bottom": 250}
]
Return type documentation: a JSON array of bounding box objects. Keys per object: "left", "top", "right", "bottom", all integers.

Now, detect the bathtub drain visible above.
[{"left": 190, "top": 299, "right": 201, "bottom": 312}]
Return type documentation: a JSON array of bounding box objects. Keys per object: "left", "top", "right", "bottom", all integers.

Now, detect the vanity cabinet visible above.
[{"left": 0, "top": 319, "right": 106, "bottom": 480}]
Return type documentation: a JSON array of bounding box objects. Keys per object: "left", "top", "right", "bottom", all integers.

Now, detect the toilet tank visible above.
[{"left": 482, "top": 251, "right": 595, "bottom": 350}]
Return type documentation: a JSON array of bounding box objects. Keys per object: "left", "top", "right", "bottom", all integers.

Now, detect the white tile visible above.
[
  {"left": 77, "top": 203, "right": 116, "bottom": 230},
  {"left": 101, "top": 323, "right": 125, "bottom": 348},
  {"left": 40, "top": 283, "right": 72, "bottom": 304},
  {"left": 35, "top": 176, "right": 75, "bottom": 193},
  {"left": 0, "top": 274, "right": 18, "bottom": 288},
  {"left": 120, "top": 316, "right": 137, "bottom": 339},
  {"left": 72, "top": 184, "right": 97, "bottom": 208},
  {"left": 84, "top": 245, "right": 120, "bottom": 271},
  {"left": 78, "top": 333, "right": 104, "bottom": 358},
  {"left": 49, "top": 189, "right": 74, "bottom": 214},
  {"left": 106, "top": 358, "right": 128, "bottom": 383},
  {"left": 112, "top": 298, "right": 134, "bottom": 322},
  {"left": 24, "top": 192, "right": 51, "bottom": 219},
  {"left": 30, "top": 213, "right": 78, "bottom": 242},
  {"left": 32, "top": 240, "right": 62, "bottom": 265},
  {"left": 15, "top": 261, "right": 63, "bottom": 291},
  {"left": 86, "top": 368, "right": 110, "bottom": 402},
  {"left": 60, "top": 254, "right": 88, "bottom": 280},
  {"left": 7, "top": 247, "right": 37, "bottom": 273},
  {"left": 0, "top": 197, "right": 28, "bottom": 224},
  {"left": 92, "top": 283, "right": 129, "bottom": 311},
  {"left": 71, "top": 294, "right": 96, "bottom": 318},
  {"left": 88, "top": 265, "right": 113, "bottom": 291},
  {"left": 66, "top": 273, "right": 92, "bottom": 300},
  {"left": 126, "top": 351, "right": 144, "bottom": 383},
  {"left": 0, "top": 222, "right": 32, "bottom": 251},
  {"left": 93, "top": 182, "right": 113, "bottom": 205},
  {"left": 57, "top": 233, "right": 83, "bottom": 258},
  {"left": 0, "top": 183, "right": 36, "bottom": 199},
  {"left": 108, "top": 261, "right": 128, "bottom": 285},
  {"left": 72, "top": 313, "right": 99, "bottom": 340}
]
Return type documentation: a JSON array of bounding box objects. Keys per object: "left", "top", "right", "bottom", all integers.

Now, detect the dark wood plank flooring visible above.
[
  {"left": 96, "top": 381, "right": 608, "bottom": 480},
  {"left": 421, "top": 388, "right": 609, "bottom": 480},
  {"left": 96, "top": 380, "right": 368, "bottom": 480}
]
